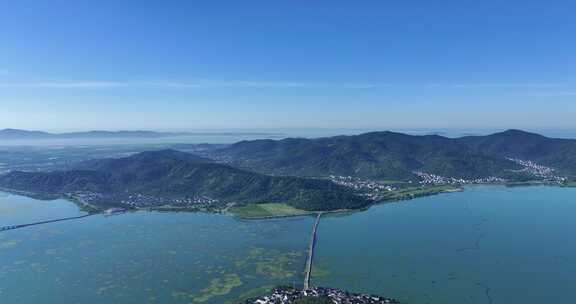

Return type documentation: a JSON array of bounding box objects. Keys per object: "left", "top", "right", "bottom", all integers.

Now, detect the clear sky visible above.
[{"left": 0, "top": 0, "right": 575, "bottom": 131}]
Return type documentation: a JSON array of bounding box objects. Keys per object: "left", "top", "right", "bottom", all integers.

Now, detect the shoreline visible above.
[
  {"left": 230, "top": 186, "right": 464, "bottom": 220},
  {"left": 231, "top": 208, "right": 354, "bottom": 221},
  {"left": 1, "top": 182, "right": 574, "bottom": 221},
  {"left": 231, "top": 181, "right": 575, "bottom": 220}
]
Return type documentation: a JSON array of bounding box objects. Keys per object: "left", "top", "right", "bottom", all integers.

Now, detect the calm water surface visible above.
[
  {"left": 314, "top": 186, "right": 576, "bottom": 303},
  {"left": 1, "top": 186, "right": 575, "bottom": 303}
]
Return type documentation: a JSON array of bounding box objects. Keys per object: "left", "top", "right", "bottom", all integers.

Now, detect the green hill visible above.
[
  {"left": 213, "top": 129, "right": 576, "bottom": 180},
  {"left": 459, "top": 130, "right": 576, "bottom": 178},
  {"left": 0, "top": 150, "right": 370, "bottom": 211},
  {"left": 214, "top": 131, "right": 521, "bottom": 180}
]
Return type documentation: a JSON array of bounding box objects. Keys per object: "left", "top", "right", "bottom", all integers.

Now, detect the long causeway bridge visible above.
[
  {"left": 0, "top": 214, "right": 93, "bottom": 232},
  {"left": 303, "top": 212, "right": 323, "bottom": 290}
]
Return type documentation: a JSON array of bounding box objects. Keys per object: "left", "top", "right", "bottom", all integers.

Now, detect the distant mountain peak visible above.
[
  {"left": 0, "top": 128, "right": 52, "bottom": 139},
  {"left": 501, "top": 129, "right": 531, "bottom": 134},
  {"left": 495, "top": 129, "right": 546, "bottom": 138},
  {"left": 1, "top": 128, "right": 43, "bottom": 133}
]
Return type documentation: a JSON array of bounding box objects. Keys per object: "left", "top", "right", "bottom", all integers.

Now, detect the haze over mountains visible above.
[
  {"left": 0, "top": 128, "right": 279, "bottom": 140},
  {"left": 0, "top": 128, "right": 186, "bottom": 139}
]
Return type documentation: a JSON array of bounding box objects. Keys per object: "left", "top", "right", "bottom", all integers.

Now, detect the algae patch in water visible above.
[
  {"left": 190, "top": 273, "right": 243, "bottom": 303},
  {"left": 243, "top": 247, "right": 303, "bottom": 280},
  {"left": 173, "top": 246, "right": 302, "bottom": 303}
]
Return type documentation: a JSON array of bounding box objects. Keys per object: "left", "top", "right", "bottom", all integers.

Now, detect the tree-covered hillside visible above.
[
  {"left": 213, "top": 131, "right": 523, "bottom": 180},
  {"left": 212, "top": 129, "right": 576, "bottom": 181},
  {"left": 0, "top": 150, "right": 370, "bottom": 211},
  {"left": 459, "top": 130, "right": 576, "bottom": 178}
]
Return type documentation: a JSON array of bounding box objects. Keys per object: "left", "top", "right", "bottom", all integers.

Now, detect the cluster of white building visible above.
[
  {"left": 413, "top": 172, "right": 506, "bottom": 185},
  {"left": 330, "top": 175, "right": 397, "bottom": 201},
  {"left": 120, "top": 193, "right": 219, "bottom": 208},
  {"left": 69, "top": 191, "right": 220, "bottom": 209},
  {"left": 248, "top": 287, "right": 399, "bottom": 304},
  {"left": 507, "top": 158, "right": 567, "bottom": 183},
  {"left": 330, "top": 175, "right": 395, "bottom": 192}
]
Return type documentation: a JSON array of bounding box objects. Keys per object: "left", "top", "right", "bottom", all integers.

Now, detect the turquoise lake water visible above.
[
  {"left": 314, "top": 186, "right": 576, "bottom": 303},
  {"left": 0, "top": 193, "right": 311, "bottom": 304},
  {"left": 1, "top": 186, "right": 576, "bottom": 303}
]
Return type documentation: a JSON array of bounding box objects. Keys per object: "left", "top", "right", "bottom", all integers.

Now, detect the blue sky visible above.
[{"left": 0, "top": 0, "right": 575, "bottom": 131}]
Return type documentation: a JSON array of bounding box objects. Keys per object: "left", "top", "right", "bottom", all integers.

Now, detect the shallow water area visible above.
[{"left": 0, "top": 193, "right": 311, "bottom": 303}]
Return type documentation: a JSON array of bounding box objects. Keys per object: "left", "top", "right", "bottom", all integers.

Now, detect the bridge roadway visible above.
[
  {"left": 0, "top": 214, "right": 93, "bottom": 232},
  {"left": 303, "top": 212, "right": 323, "bottom": 290}
]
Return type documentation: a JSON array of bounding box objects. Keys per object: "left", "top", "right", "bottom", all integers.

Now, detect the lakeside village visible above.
[
  {"left": 67, "top": 191, "right": 224, "bottom": 213},
  {"left": 416, "top": 158, "right": 566, "bottom": 185},
  {"left": 246, "top": 287, "right": 399, "bottom": 304},
  {"left": 331, "top": 158, "right": 567, "bottom": 192},
  {"left": 329, "top": 175, "right": 396, "bottom": 200},
  {"left": 506, "top": 158, "right": 567, "bottom": 183},
  {"left": 413, "top": 172, "right": 507, "bottom": 185},
  {"left": 329, "top": 173, "right": 504, "bottom": 198}
]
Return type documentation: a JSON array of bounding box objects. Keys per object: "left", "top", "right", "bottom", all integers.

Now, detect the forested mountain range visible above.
[{"left": 212, "top": 130, "right": 576, "bottom": 180}]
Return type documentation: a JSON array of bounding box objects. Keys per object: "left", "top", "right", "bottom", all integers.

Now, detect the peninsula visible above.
[
  {"left": 0, "top": 130, "right": 574, "bottom": 218},
  {"left": 0, "top": 150, "right": 371, "bottom": 214}
]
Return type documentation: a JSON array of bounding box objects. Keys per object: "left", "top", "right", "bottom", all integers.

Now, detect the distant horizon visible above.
[{"left": 3, "top": 126, "right": 576, "bottom": 141}]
